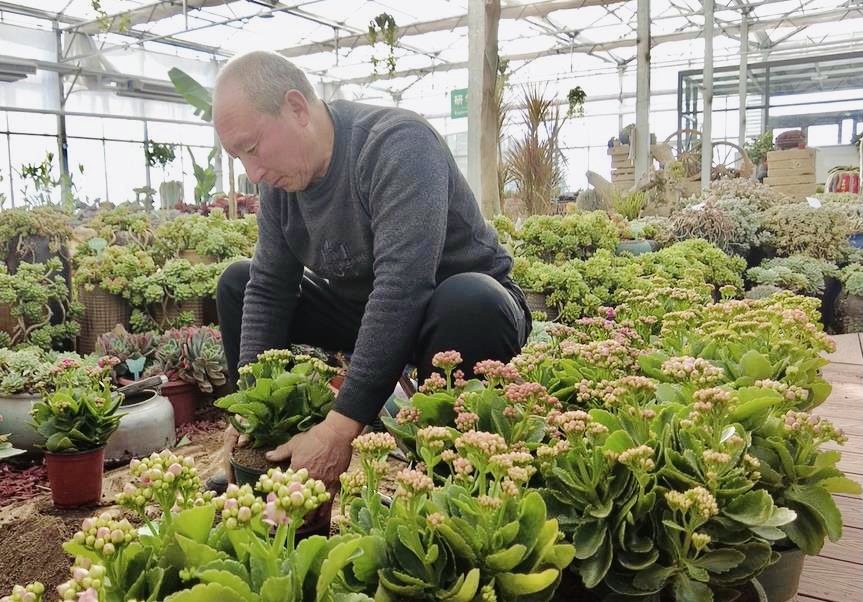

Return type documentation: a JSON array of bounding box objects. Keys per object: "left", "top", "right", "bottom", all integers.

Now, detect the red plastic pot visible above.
[
  {"left": 160, "top": 379, "right": 199, "bottom": 426},
  {"left": 44, "top": 446, "right": 105, "bottom": 507},
  {"left": 120, "top": 377, "right": 199, "bottom": 427}
]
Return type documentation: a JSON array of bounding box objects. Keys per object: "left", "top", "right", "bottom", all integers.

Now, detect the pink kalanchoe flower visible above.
[
  {"left": 432, "top": 350, "right": 463, "bottom": 369},
  {"left": 78, "top": 588, "right": 99, "bottom": 602},
  {"left": 168, "top": 463, "right": 183, "bottom": 476}
]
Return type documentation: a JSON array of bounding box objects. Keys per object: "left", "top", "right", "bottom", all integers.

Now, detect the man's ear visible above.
[{"left": 283, "top": 89, "right": 311, "bottom": 126}]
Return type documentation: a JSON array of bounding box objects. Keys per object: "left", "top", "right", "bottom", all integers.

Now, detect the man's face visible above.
[{"left": 214, "top": 84, "right": 317, "bottom": 192}]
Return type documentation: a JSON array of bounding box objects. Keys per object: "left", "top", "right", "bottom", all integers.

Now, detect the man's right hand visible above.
[{"left": 220, "top": 422, "right": 249, "bottom": 483}]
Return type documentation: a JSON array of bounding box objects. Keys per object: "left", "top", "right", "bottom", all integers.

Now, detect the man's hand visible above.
[{"left": 266, "top": 411, "right": 364, "bottom": 496}]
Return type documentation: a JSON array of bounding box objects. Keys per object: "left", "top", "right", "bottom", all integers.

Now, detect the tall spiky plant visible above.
[{"left": 505, "top": 86, "right": 567, "bottom": 215}]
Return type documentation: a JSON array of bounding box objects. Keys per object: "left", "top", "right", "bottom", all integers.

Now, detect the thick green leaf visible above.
[
  {"left": 739, "top": 350, "right": 773, "bottom": 379},
  {"left": 175, "top": 533, "right": 228, "bottom": 568},
  {"left": 440, "top": 568, "right": 480, "bottom": 602},
  {"left": 786, "top": 484, "right": 842, "bottom": 541},
  {"left": 168, "top": 68, "right": 213, "bottom": 122},
  {"left": 573, "top": 521, "right": 606, "bottom": 560},
  {"left": 260, "top": 576, "right": 294, "bottom": 602},
  {"left": 690, "top": 549, "right": 744, "bottom": 573},
  {"left": 820, "top": 477, "right": 863, "bottom": 495},
  {"left": 175, "top": 505, "right": 216, "bottom": 544},
  {"left": 672, "top": 573, "right": 713, "bottom": 602},
  {"left": 317, "top": 537, "right": 364, "bottom": 600},
  {"left": 196, "top": 570, "right": 259, "bottom": 601},
  {"left": 632, "top": 565, "right": 676, "bottom": 591},
  {"left": 782, "top": 503, "right": 826, "bottom": 555},
  {"left": 577, "top": 532, "right": 613, "bottom": 588},
  {"left": 496, "top": 568, "right": 559, "bottom": 596},
  {"left": 163, "top": 582, "right": 248, "bottom": 602},
  {"left": 485, "top": 544, "right": 527, "bottom": 572},
  {"left": 604, "top": 430, "right": 636, "bottom": 454}
]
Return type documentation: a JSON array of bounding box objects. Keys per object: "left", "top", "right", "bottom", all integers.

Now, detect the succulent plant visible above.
[
  {"left": 761, "top": 203, "right": 852, "bottom": 261},
  {"left": 180, "top": 325, "right": 226, "bottom": 393}
]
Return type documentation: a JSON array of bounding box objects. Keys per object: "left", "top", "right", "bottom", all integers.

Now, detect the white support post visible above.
[
  {"left": 738, "top": 9, "right": 749, "bottom": 149},
  {"left": 467, "top": 0, "right": 501, "bottom": 217},
  {"left": 617, "top": 64, "right": 626, "bottom": 134},
  {"left": 701, "top": 0, "right": 714, "bottom": 190},
  {"left": 634, "top": 0, "right": 650, "bottom": 187}
]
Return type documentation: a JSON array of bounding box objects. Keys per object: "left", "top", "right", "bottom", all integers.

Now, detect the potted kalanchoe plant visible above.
[
  {"left": 214, "top": 348, "right": 338, "bottom": 492},
  {"left": 1, "top": 449, "right": 375, "bottom": 600},
  {"left": 339, "top": 430, "right": 576, "bottom": 601},
  {"left": 29, "top": 376, "right": 123, "bottom": 507}
]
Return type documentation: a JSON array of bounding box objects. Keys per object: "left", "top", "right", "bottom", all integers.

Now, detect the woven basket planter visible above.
[
  {"left": 0, "top": 303, "right": 16, "bottom": 338},
  {"left": 179, "top": 250, "right": 219, "bottom": 265},
  {"left": 524, "top": 291, "right": 559, "bottom": 321},
  {"left": 152, "top": 297, "right": 206, "bottom": 328},
  {"left": 78, "top": 287, "right": 131, "bottom": 354}
]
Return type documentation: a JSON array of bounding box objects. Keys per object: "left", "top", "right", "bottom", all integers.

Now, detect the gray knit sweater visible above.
[{"left": 239, "top": 100, "right": 516, "bottom": 424}]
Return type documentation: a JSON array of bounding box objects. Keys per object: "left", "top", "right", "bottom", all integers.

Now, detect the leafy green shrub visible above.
[
  {"left": 0, "top": 347, "right": 51, "bottom": 395},
  {"left": 838, "top": 263, "right": 863, "bottom": 296},
  {"left": 747, "top": 256, "right": 838, "bottom": 296},
  {"left": 762, "top": 203, "right": 852, "bottom": 260},
  {"left": 72, "top": 245, "right": 157, "bottom": 301},
  {"left": 516, "top": 211, "right": 620, "bottom": 262},
  {"left": 0, "top": 206, "right": 72, "bottom": 256},
  {"left": 151, "top": 209, "right": 257, "bottom": 262},
  {"left": 639, "top": 239, "right": 747, "bottom": 292}
]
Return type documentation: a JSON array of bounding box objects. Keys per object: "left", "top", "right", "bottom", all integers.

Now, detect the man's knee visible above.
[
  {"left": 218, "top": 260, "right": 251, "bottom": 302},
  {"left": 428, "top": 273, "right": 520, "bottom": 334}
]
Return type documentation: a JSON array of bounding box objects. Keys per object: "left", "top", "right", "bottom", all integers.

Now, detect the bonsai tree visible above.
[{"left": 0, "top": 258, "right": 82, "bottom": 350}]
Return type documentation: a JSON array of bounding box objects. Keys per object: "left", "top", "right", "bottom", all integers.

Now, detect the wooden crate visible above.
[
  {"left": 769, "top": 183, "right": 818, "bottom": 198},
  {"left": 764, "top": 174, "right": 816, "bottom": 186},
  {"left": 608, "top": 144, "right": 630, "bottom": 156},
  {"left": 767, "top": 148, "right": 816, "bottom": 174}
]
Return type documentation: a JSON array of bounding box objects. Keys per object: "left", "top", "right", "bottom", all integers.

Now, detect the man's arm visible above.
[
  {"left": 239, "top": 185, "right": 304, "bottom": 366},
  {"left": 333, "top": 121, "right": 450, "bottom": 425}
]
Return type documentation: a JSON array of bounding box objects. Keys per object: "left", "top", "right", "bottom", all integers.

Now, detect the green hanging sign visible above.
[{"left": 451, "top": 88, "right": 468, "bottom": 119}]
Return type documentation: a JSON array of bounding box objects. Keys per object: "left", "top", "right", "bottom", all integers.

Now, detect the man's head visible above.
[{"left": 214, "top": 51, "right": 331, "bottom": 191}]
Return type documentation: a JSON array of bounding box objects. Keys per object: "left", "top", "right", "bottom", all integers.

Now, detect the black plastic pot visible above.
[
  {"left": 757, "top": 547, "right": 804, "bottom": 602},
  {"left": 230, "top": 455, "right": 332, "bottom": 539}
]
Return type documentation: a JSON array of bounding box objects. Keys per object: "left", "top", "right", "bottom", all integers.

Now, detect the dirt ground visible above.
[{"left": 0, "top": 411, "right": 227, "bottom": 596}]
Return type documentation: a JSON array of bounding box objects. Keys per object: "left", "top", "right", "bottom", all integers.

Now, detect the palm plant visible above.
[{"left": 505, "top": 86, "right": 567, "bottom": 215}]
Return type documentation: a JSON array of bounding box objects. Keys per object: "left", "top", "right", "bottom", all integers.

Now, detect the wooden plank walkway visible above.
[{"left": 801, "top": 333, "right": 863, "bottom": 601}]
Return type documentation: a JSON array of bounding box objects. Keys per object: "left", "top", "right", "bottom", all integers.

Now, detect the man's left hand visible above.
[{"left": 265, "top": 411, "right": 364, "bottom": 498}]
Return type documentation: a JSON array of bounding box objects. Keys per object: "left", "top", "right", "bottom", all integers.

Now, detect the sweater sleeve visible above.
[
  {"left": 239, "top": 186, "right": 304, "bottom": 367},
  {"left": 334, "top": 122, "right": 450, "bottom": 424}
]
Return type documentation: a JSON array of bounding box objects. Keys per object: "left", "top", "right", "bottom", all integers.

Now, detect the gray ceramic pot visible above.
[
  {"left": 105, "top": 389, "right": 176, "bottom": 464},
  {"left": 0, "top": 393, "right": 45, "bottom": 457}
]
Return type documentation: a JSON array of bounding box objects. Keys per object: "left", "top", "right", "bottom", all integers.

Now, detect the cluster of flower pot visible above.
[
  {"left": 1, "top": 285, "right": 857, "bottom": 600},
  {"left": 0, "top": 323, "right": 228, "bottom": 501},
  {"left": 496, "top": 182, "right": 863, "bottom": 333}
]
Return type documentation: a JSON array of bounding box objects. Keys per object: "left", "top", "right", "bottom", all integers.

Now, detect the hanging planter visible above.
[{"left": 367, "top": 12, "right": 399, "bottom": 76}]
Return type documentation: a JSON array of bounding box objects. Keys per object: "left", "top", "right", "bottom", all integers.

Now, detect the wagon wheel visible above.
[{"left": 663, "top": 128, "right": 754, "bottom": 180}]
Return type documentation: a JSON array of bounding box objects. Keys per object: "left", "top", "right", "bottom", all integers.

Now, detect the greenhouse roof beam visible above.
[
  {"left": 61, "top": 0, "right": 226, "bottom": 35},
  {"left": 276, "top": 0, "right": 626, "bottom": 58},
  {"left": 335, "top": 3, "right": 863, "bottom": 86}
]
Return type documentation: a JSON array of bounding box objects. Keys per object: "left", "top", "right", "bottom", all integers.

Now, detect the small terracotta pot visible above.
[
  {"left": 44, "top": 446, "right": 105, "bottom": 507},
  {"left": 120, "top": 377, "right": 199, "bottom": 427}
]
